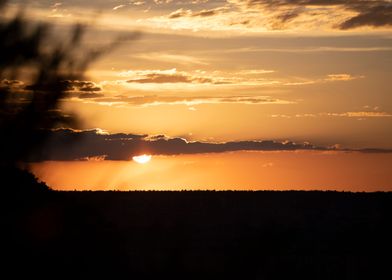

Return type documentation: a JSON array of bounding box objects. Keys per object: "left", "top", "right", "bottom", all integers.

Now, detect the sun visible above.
[{"left": 132, "top": 154, "right": 152, "bottom": 164}]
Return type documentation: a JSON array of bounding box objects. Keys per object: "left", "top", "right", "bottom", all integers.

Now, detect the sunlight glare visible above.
[{"left": 132, "top": 154, "right": 152, "bottom": 164}]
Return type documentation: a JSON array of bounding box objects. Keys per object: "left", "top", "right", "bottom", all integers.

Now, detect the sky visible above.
[{"left": 4, "top": 0, "right": 392, "bottom": 190}]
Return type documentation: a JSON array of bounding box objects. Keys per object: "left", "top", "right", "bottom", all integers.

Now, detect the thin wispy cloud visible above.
[
  {"left": 133, "top": 52, "right": 209, "bottom": 65},
  {"left": 90, "top": 95, "right": 293, "bottom": 107},
  {"left": 271, "top": 111, "right": 392, "bottom": 119},
  {"left": 217, "top": 46, "right": 392, "bottom": 54},
  {"left": 324, "top": 112, "right": 392, "bottom": 118},
  {"left": 118, "top": 68, "right": 280, "bottom": 86},
  {"left": 113, "top": 5, "right": 126, "bottom": 11},
  {"left": 168, "top": 7, "right": 229, "bottom": 19},
  {"left": 325, "top": 74, "right": 364, "bottom": 81},
  {"left": 89, "top": 68, "right": 362, "bottom": 95}
]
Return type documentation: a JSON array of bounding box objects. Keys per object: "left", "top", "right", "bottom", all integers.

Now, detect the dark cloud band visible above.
[{"left": 28, "top": 128, "right": 392, "bottom": 161}]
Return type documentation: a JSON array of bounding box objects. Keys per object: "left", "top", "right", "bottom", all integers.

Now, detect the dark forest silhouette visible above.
[{"left": 2, "top": 190, "right": 392, "bottom": 279}]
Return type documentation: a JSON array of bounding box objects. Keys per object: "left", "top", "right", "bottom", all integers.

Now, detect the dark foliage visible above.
[
  {"left": 1, "top": 4, "right": 83, "bottom": 166},
  {"left": 0, "top": 166, "right": 49, "bottom": 193},
  {"left": 0, "top": 1, "right": 136, "bottom": 191},
  {"left": 0, "top": 1, "right": 135, "bottom": 166},
  {"left": 2, "top": 191, "right": 392, "bottom": 279}
]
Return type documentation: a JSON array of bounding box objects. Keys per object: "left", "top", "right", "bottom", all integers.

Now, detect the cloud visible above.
[
  {"left": 71, "top": 69, "right": 362, "bottom": 101},
  {"left": 133, "top": 52, "right": 209, "bottom": 65},
  {"left": 79, "top": 155, "right": 108, "bottom": 161},
  {"left": 124, "top": 69, "right": 209, "bottom": 84},
  {"left": 283, "top": 81, "right": 316, "bottom": 86},
  {"left": 122, "top": 69, "right": 226, "bottom": 84},
  {"left": 325, "top": 74, "right": 363, "bottom": 81},
  {"left": 0, "top": 79, "right": 25, "bottom": 91},
  {"left": 127, "top": 73, "right": 213, "bottom": 84},
  {"left": 29, "top": 128, "right": 392, "bottom": 161},
  {"left": 276, "top": 8, "right": 303, "bottom": 23},
  {"left": 271, "top": 111, "right": 392, "bottom": 119},
  {"left": 159, "top": 0, "right": 392, "bottom": 32},
  {"left": 67, "top": 80, "right": 102, "bottom": 92},
  {"left": 14, "top": 0, "right": 392, "bottom": 34},
  {"left": 168, "top": 9, "right": 192, "bottom": 19},
  {"left": 113, "top": 5, "right": 125, "bottom": 11},
  {"left": 25, "top": 80, "right": 102, "bottom": 93},
  {"left": 193, "top": 7, "right": 229, "bottom": 17},
  {"left": 237, "top": 69, "right": 275, "bottom": 75},
  {"left": 72, "top": 92, "right": 105, "bottom": 99},
  {"left": 339, "top": 3, "right": 392, "bottom": 30},
  {"left": 221, "top": 46, "right": 392, "bottom": 53},
  {"left": 24, "top": 80, "right": 104, "bottom": 99},
  {"left": 1, "top": 78, "right": 104, "bottom": 102},
  {"left": 284, "top": 73, "right": 363, "bottom": 85},
  {"left": 324, "top": 111, "right": 392, "bottom": 118},
  {"left": 154, "top": 0, "right": 173, "bottom": 4},
  {"left": 119, "top": 68, "right": 280, "bottom": 86},
  {"left": 122, "top": 69, "right": 214, "bottom": 85},
  {"left": 93, "top": 95, "right": 293, "bottom": 106},
  {"left": 240, "top": 0, "right": 392, "bottom": 30},
  {"left": 129, "top": 1, "right": 145, "bottom": 6},
  {"left": 0, "top": 84, "right": 32, "bottom": 105},
  {"left": 168, "top": 7, "right": 229, "bottom": 19}
]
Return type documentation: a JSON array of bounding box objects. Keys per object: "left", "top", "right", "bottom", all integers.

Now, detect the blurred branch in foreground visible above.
[
  {"left": 0, "top": 0, "right": 138, "bottom": 190},
  {"left": 0, "top": 0, "right": 137, "bottom": 165}
]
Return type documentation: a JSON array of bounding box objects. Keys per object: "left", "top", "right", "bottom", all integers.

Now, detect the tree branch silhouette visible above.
[{"left": 0, "top": 1, "right": 138, "bottom": 190}]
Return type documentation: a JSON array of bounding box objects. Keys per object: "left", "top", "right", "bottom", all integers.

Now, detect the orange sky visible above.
[
  {"left": 5, "top": 1, "right": 392, "bottom": 190},
  {"left": 6, "top": 0, "right": 391, "bottom": 148},
  {"left": 31, "top": 151, "right": 392, "bottom": 191}
]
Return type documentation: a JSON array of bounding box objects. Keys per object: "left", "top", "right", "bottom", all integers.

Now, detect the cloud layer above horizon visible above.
[{"left": 27, "top": 128, "right": 391, "bottom": 162}]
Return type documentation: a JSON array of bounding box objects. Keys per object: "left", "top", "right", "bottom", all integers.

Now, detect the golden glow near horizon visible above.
[
  {"left": 132, "top": 154, "right": 152, "bottom": 164},
  {"left": 31, "top": 151, "right": 392, "bottom": 191}
]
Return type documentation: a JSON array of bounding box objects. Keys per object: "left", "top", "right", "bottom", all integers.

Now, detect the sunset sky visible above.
[{"left": 5, "top": 0, "right": 392, "bottom": 190}]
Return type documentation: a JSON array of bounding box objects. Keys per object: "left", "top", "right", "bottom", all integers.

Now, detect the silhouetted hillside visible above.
[
  {"left": 2, "top": 189, "right": 391, "bottom": 279},
  {"left": 0, "top": 167, "right": 50, "bottom": 194}
]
